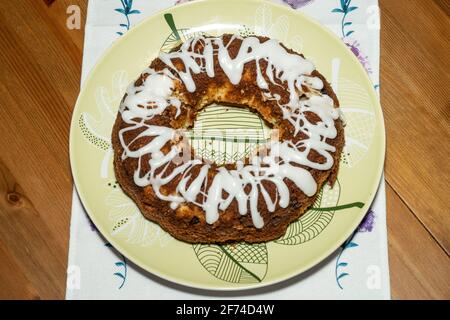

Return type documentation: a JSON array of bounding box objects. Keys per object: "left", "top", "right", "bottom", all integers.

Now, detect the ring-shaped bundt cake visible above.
[{"left": 112, "top": 34, "right": 344, "bottom": 243}]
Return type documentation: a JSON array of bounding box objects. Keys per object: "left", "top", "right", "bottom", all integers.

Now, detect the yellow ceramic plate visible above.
[{"left": 70, "top": 0, "right": 385, "bottom": 290}]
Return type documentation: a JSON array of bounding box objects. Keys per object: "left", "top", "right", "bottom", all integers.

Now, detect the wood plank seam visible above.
[{"left": 386, "top": 179, "right": 450, "bottom": 258}]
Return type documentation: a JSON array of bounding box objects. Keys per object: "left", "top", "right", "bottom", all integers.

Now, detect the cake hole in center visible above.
[{"left": 186, "top": 103, "right": 272, "bottom": 165}]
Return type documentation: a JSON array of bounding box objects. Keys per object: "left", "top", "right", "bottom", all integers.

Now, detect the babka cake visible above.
[{"left": 112, "top": 34, "right": 344, "bottom": 243}]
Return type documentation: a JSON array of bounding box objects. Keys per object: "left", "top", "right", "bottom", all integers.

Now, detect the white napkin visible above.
[{"left": 66, "top": 0, "right": 389, "bottom": 299}]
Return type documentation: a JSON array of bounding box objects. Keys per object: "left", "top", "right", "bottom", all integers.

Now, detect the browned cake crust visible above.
[{"left": 112, "top": 34, "right": 345, "bottom": 243}]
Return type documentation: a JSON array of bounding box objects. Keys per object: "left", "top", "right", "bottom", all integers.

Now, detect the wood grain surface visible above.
[{"left": 0, "top": 0, "right": 448, "bottom": 299}]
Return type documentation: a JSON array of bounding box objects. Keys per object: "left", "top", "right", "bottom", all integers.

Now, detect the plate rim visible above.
[{"left": 69, "top": 0, "right": 386, "bottom": 291}]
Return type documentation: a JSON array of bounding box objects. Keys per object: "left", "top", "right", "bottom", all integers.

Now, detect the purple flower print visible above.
[
  {"left": 282, "top": 0, "right": 314, "bottom": 9},
  {"left": 344, "top": 39, "right": 373, "bottom": 74},
  {"left": 358, "top": 208, "right": 375, "bottom": 232},
  {"left": 175, "top": 0, "right": 192, "bottom": 4},
  {"left": 176, "top": 0, "right": 315, "bottom": 9}
]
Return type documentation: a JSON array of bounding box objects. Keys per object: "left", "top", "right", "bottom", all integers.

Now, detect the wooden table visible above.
[{"left": 0, "top": 0, "right": 448, "bottom": 299}]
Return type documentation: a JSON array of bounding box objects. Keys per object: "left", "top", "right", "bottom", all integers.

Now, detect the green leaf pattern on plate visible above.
[
  {"left": 193, "top": 243, "right": 268, "bottom": 283},
  {"left": 160, "top": 13, "right": 207, "bottom": 53},
  {"left": 275, "top": 180, "right": 341, "bottom": 245},
  {"left": 187, "top": 104, "right": 271, "bottom": 164}
]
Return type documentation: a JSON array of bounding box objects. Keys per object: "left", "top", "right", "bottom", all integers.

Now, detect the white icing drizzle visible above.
[{"left": 118, "top": 35, "right": 340, "bottom": 228}]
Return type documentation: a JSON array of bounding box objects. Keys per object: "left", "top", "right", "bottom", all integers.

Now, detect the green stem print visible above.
[
  {"left": 335, "top": 230, "right": 358, "bottom": 289},
  {"left": 313, "top": 202, "right": 364, "bottom": 211},
  {"left": 115, "top": 0, "right": 141, "bottom": 36},
  {"left": 332, "top": 0, "right": 358, "bottom": 38},
  {"left": 105, "top": 243, "right": 128, "bottom": 289}
]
